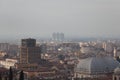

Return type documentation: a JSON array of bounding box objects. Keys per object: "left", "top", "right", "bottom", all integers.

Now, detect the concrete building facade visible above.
[{"left": 20, "top": 38, "right": 41, "bottom": 64}]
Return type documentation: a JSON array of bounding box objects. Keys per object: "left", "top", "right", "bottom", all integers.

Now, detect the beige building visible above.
[{"left": 0, "top": 58, "right": 18, "bottom": 69}]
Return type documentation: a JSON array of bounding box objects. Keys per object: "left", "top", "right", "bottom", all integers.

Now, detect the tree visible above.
[
  {"left": 9, "top": 67, "right": 13, "bottom": 80},
  {"left": 19, "top": 70, "right": 24, "bottom": 80},
  {"left": 0, "top": 74, "right": 2, "bottom": 80}
]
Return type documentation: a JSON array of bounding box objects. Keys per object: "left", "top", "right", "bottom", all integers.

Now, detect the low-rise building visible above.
[{"left": 0, "top": 58, "right": 18, "bottom": 69}]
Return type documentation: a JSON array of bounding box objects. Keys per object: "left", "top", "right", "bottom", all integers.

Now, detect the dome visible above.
[{"left": 75, "top": 56, "right": 120, "bottom": 74}]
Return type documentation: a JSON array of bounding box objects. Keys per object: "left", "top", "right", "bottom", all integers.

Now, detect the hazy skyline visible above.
[{"left": 0, "top": 0, "right": 120, "bottom": 39}]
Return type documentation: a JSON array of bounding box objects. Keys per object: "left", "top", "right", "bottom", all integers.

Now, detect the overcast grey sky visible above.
[{"left": 0, "top": 0, "right": 120, "bottom": 39}]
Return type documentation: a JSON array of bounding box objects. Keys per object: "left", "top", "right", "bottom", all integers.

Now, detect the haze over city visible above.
[
  {"left": 1, "top": 0, "right": 120, "bottom": 80},
  {"left": 0, "top": 0, "right": 120, "bottom": 39}
]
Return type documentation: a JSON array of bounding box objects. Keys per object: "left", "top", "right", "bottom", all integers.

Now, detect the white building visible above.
[
  {"left": 0, "top": 58, "right": 18, "bottom": 69},
  {"left": 74, "top": 56, "right": 120, "bottom": 80},
  {"left": 113, "top": 67, "right": 120, "bottom": 80}
]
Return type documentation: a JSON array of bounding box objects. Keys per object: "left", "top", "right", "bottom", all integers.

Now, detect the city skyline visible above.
[{"left": 0, "top": 0, "right": 120, "bottom": 39}]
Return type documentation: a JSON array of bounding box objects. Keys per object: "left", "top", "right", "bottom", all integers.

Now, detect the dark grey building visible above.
[{"left": 20, "top": 38, "right": 41, "bottom": 64}]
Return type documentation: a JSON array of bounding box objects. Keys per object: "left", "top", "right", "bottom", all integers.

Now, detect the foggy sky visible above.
[{"left": 0, "top": 0, "right": 120, "bottom": 39}]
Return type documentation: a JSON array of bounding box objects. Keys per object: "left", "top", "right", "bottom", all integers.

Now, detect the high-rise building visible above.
[
  {"left": 52, "top": 32, "right": 64, "bottom": 41},
  {"left": 20, "top": 38, "right": 41, "bottom": 64},
  {"left": 21, "top": 38, "right": 36, "bottom": 47},
  {"left": 0, "top": 43, "right": 9, "bottom": 51},
  {"left": 60, "top": 33, "right": 64, "bottom": 41}
]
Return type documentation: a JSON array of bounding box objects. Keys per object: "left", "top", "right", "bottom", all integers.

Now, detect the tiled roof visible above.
[{"left": 0, "top": 67, "right": 8, "bottom": 73}]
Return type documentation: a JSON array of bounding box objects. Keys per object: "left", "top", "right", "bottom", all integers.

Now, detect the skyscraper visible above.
[
  {"left": 52, "top": 32, "right": 64, "bottom": 42},
  {"left": 20, "top": 38, "right": 41, "bottom": 64}
]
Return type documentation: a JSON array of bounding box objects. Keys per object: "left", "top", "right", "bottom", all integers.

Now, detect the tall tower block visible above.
[{"left": 20, "top": 38, "right": 41, "bottom": 64}]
